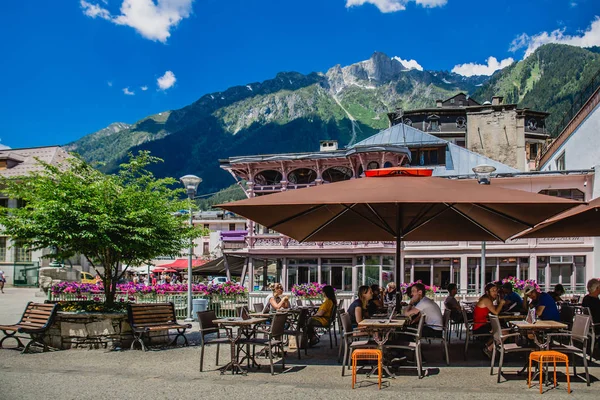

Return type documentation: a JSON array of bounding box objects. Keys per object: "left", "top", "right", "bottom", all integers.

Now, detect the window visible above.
[
  {"left": 556, "top": 152, "right": 566, "bottom": 171},
  {"left": 528, "top": 143, "right": 539, "bottom": 161},
  {"left": 0, "top": 198, "right": 8, "bottom": 208},
  {"left": 410, "top": 148, "right": 445, "bottom": 166},
  {"left": 538, "top": 189, "right": 585, "bottom": 202},
  {"left": 366, "top": 161, "right": 379, "bottom": 170},
  {"left": 15, "top": 241, "right": 31, "bottom": 262},
  {"left": 203, "top": 224, "right": 209, "bottom": 229},
  {"left": 202, "top": 242, "right": 209, "bottom": 255},
  {"left": 228, "top": 223, "right": 236, "bottom": 231},
  {"left": 0, "top": 237, "right": 6, "bottom": 261}
]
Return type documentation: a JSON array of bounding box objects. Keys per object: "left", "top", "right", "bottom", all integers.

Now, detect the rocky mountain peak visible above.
[{"left": 326, "top": 51, "right": 407, "bottom": 93}]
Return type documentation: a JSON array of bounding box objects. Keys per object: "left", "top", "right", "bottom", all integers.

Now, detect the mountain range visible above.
[{"left": 67, "top": 44, "right": 600, "bottom": 196}]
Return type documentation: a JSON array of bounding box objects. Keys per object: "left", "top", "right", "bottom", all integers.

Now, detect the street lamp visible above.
[{"left": 180, "top": 174, "right": 202, "bottom": 322}]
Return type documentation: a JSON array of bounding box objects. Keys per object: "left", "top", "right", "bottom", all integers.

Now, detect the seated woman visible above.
[
  {"left": 384, "top": 282, "right": 397, "bottom": 304},
  {"left": 367, "top": 284, "right": 384, "bottom": 316},
  {"left": 263, "top": 282, "right": 290, "bottom": 313},
  {"left": 473, "top": 283, "right": 505, "bottom": 357},
  {"left": 347, "top": 285, "right": 373, "bottom": 328},
  {"left": 307, "top": 285, "right": 337, "bottom": 346}
]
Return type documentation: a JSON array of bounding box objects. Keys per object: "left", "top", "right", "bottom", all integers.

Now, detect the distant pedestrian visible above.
[
  {"left": 0, "top": 270, "right": 5, "bottom": 293},
  {"left": 151, "top": 275, "right": 157, "bottom": 286}
]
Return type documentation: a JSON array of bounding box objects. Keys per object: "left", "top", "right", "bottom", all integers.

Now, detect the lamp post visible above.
[
  {"left": 472, "top": 165, "right": 496, "bottom": 294},
  {"left": 180, "top": 174, "right": 202, "bottom": 322}
]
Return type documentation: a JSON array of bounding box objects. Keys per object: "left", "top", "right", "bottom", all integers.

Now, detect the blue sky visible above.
[{"left": 1, "top": 0, "right": 599, "bottom": 149}]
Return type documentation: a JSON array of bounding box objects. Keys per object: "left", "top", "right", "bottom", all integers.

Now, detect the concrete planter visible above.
[{"left": 42, "top": 312, "right": 172, "bottom": 350}]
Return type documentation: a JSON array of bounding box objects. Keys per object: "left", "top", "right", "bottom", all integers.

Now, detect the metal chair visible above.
[
  {"left": 284, "top": 308, "right": 309, "bottom": 359},
  {"left": 253, "top": 303, "right": 264, "bottom": 313},
  {"left": 316, "top": 304, "right": 338, "bottom": 348},
  {"left": 547, "top": 314, "right": 591, "bottom": 386},
  {"left": 387, "top": 315, "right": 425, "bottom": 378},
  {"left": 581, "top": 306, "right": 599, "bottom": 361},
  {"left": 424, "top": 309, "right": 451, "bottom": 365},
  {"left": 197, "top": 310, "right": 230, "bottom": 372},
  {"left": 339, "top": 312, "right": 375, "bottom": 376},
  {"left": 462, "top": 306, "right": 492, "bottom": 360},
  {"left": 244, "top": 312, "right": 288, "bottom": 375},
  {"left": 489, "top": 314, "right": 532, "bottom": 383}
]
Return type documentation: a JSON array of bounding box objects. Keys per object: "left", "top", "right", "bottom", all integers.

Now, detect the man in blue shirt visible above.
[
  {"left": 524, "top": 285, "right": 560, "bottom": 321},
  {"left": 502, "top": 282, "right": 523, "bottom": 312}
]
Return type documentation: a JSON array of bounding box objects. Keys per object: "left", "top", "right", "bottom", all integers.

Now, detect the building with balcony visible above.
[
  {"left": 220, "top": 123, "right": 597, "bottom": 296},
  {"left": 0, "top": 146, "right": 72, "bottom": 285},
  {"left": 388, "top": 93, "right": 550, "bottom": 171}
]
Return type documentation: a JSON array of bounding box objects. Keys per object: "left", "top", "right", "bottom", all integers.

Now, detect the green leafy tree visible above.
[{"left": 0, "top": 151, "right": 206, "bottom": 306}]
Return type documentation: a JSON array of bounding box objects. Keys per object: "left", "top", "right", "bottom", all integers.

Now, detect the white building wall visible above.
[{"left": 540, "top": 103, "right": 600, "bottom": 172}]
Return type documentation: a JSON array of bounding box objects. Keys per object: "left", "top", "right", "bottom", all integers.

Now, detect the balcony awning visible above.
[
  {"left": 192, "top": 254, "right": 246, "bottom": 276},
  {"left": 159, "top": 258, "right": 208, "bottom": 270}
]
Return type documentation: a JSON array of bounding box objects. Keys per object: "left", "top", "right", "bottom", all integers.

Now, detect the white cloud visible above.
[
  {"left": 107, "top": 81, "right": 113, "bottom": 87},
  {"left": 140, "top": 85, "right": 148, "bottom": 91},
  {"left": 345, "top": 0, "right": 446, "bottom": 13},
  {"left": 157, "top": 70, "right": 176, "bottom": 90},
  {"left": 81, "top": 0, "right": 111, "bottom": 18},
  {"left": 123, "top": 87, "right": 135, "bottom": 95},
  {"left": 451, "top": 56, "right": 515, "bottom": 77},
  {"left": 80, "top": 0, "right": 194, "bottom": 43},
  {"left": 392, "top": 56, "right": 423, "bottom": 71},
  {"left": 510, "top": 16, "right": 600, "bottom": 58}
]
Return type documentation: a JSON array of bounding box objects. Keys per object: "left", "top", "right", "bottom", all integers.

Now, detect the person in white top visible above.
[{"left": 404, "top": 283, "right": 443, "bottom": 337}]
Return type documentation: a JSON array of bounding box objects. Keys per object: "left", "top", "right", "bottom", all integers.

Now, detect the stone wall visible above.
[{"left": 466, "top": 108, "right": 526, "bottom": 170}]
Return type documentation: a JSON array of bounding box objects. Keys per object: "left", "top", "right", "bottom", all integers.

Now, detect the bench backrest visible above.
[
  {"left": 19, "top": 302, "right": 58, "bottom": 331},
  {"left": 127, "top": 303, "right": 177, "bottom": 327}
]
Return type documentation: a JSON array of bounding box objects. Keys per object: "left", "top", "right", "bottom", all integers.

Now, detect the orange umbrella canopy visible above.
[
  {"left": 218, "top": 176, "right": 579, "bottom": 243},
  {"left": 515, "top": 196, "right": 600, "bottom": 239}
]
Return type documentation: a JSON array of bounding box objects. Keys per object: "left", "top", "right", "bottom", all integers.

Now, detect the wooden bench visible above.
[
  {"left": 0, "top": 302, "right": 58, "bottom": 353},
  {"left": 127, "top": 303, "right": 192, "bottom": 351}
]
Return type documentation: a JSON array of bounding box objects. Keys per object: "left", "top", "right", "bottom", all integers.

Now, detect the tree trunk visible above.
[{"left": 103, "top": 265, "right": 117, "bottom": 307}]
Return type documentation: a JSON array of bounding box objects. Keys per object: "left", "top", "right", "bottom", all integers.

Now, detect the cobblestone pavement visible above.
[{"left": 0, "top": 288, "right": 598, "bottom": 399}]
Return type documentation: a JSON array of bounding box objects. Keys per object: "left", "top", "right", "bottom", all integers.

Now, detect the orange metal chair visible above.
[
  {"left": 351, "top": 349, "right": 382, "bottom": 389},
  {"left": 528, "top": 350, "right": 571, "bottom": 394}
]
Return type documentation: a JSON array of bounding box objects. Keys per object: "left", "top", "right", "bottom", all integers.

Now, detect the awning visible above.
[
  {"left": 192, "top": 255, "right": 246, "bottom": 276},
  {"left": 158, "top": 258, "right": 208, "bottom": 270}
]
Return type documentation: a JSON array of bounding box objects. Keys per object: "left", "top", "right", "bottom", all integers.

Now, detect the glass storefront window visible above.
[
  {"left": 365, "top": 265, "right": 379, "bottom": 286},
  {"left": 356, "top": 256, "right": 364, "bottom": 265},
  {"left": 382, "top": 256, "right": 394, "bottom": 266},
  {"left": 382, "top": 267, "right": 394, "bottom": 288},
  {"left": 467, "top": 258, "right": 479, "bottom": 292},
  {"left": 254, "top": 259, "right": 278, "bottom": 290},
  {"left": 365, "top": 256, "right": 379, "bottom": 266},
  {"left": 321, "top": 265, "right": 331, "bottom": 285}
]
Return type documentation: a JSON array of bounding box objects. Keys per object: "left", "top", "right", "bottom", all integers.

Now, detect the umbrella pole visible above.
[
  {"left": 395, "top": 235, "right": 402, "bottom": 311},
  {"left": 480, "top": 241, "right": 486, "bottom": 295}
]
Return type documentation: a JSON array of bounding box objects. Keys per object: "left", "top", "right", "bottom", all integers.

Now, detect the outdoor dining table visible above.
[
  {"left": 213, "top": 317, "right": 268, "bottom": 375},
  {"left": 509, "top": 320, "right": 569, "bottom": 382},
  {"left": 358, "top": 317, "right": 408, "bottom": 378},
  {"left": 509, "top": 320, "right": 568, "bottom": 349}
]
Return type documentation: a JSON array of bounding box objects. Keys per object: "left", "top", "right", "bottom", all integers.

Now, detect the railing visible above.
[{"left": 48, "top": 292, "right": 249, "bottom": 319}]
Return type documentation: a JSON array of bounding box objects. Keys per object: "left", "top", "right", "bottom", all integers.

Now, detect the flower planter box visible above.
[{"left": 41, "top": 312, "right": 174, "bottom": 350}]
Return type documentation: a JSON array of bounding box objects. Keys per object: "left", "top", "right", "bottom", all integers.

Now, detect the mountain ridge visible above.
[{"left": 68, "top": 44, "right": 600, "bottom": 195}]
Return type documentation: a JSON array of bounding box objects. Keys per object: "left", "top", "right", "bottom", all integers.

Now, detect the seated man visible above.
[
  {"left": 404, "top": 283, "right": 444, "bottom": 337},
  {"left": 444, "top": 283, "right": 462, "bottom": 322},
  {"left": 582, "top": 278, "right": 600, "bottom": 331},
  {"left": 502, "top": 282, "right": 523, "bottom": 312},
  {"left": 524, "top": 285, "right": 560, "bottom": 322},
  {"left": 548, "top": 284, "right": 566, "bottom": 303}
]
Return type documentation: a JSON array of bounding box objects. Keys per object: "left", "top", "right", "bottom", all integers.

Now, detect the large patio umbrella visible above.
[
  {"left": 514, "top": 196, "right": 600, "bottom": 239},
  {"left": 218, "top": 176, "right": 579, "bottom": 306}
]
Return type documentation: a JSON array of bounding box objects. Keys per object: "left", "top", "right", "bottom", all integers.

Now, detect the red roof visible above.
[{"left": 158, "top": 259, "right": 208, "bottom": 270}]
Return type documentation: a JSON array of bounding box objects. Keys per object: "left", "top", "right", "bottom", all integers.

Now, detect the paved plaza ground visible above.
[{"left": 0, "top": 287, "right": 598, "bottom": 399}]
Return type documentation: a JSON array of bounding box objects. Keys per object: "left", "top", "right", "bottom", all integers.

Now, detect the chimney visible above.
[
  {"left": 436, "top": 99, "right": 443, "bottom": 108},
  {"left": 491, "top": 96, "right": 504, "bottom": 106},
  {"left": 320, "top": 140, "right": 338, "bottom": 152}
]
